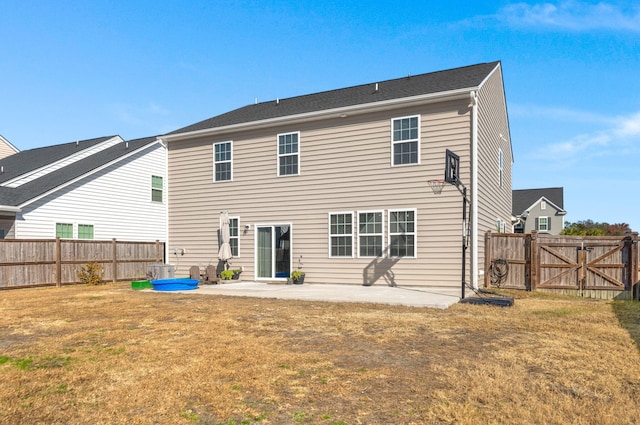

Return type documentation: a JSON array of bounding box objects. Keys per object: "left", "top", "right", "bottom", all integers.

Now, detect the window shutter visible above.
[{"left": 535, "top": 217, "right": 539, "bottom": 230}]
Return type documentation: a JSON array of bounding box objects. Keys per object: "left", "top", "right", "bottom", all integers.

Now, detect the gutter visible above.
[
  {"left": 162, "top": 87, "right": 479, "bottom": 142},
  {"left": 0, "top": 205, "right": 21, "bottom": 213}
]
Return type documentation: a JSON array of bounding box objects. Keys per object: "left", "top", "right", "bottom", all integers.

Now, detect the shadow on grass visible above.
[{"left": 612, "top": 300, "right": 640, "bottom": 352}]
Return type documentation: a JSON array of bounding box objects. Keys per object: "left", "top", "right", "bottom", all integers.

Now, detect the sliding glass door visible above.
[{"left": 256, "top": 225, "right": 291, "bottom": 279}]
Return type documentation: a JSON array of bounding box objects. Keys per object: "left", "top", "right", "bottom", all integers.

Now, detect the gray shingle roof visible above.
[
  {"left": 0, "top": 135, "right": 158, "bottom": 207},
  {"left": 512, "top": 187, "right": 564, "bottom": 216},
  {"left": 170, "top": 61, "right": 501, "bottom": 135}
]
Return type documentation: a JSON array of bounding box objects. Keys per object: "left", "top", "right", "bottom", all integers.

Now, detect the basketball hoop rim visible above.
[{"left": 427, "top": 179, "right": 447, "bottom": 195}]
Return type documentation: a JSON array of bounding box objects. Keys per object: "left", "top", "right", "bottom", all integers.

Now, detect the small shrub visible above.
[
  {"left": 78, "top": 262, "right": 105, "bottom": 285},
  {"left": 220, "top": 269, "right": 235, "bottom": 280}
]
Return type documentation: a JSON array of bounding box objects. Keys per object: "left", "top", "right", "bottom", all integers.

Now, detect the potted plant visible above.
[
  {"left": 289, "top": 270, "right": 305, "bottom": 285},
  {"left": 220, "top": 269, "right": 236, "bottom": 284},
  {"left": 231, "top": 269, "right": 242, "bottom": 281}
]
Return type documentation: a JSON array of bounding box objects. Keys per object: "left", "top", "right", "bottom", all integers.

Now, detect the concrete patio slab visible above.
[{"left": 152, "top": 281, "right": 462, "bottom": 309}]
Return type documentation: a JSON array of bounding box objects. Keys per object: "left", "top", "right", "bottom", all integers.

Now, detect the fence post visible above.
[
  {"left": 112, "top": 238, "right": 117, "bottom": 284},
  {"left": 630, "top": 232, "right": 639, "bottom": 300},
  {"left": 484, "top": 230, "right": 492, "bottom": 288},
  {"left": 55, "top": 237, "right": 61, "bottom": 288},
  {"left": 156, "top": 239, "right": 162, "bottom": 263},
  {"left": 530, "top": 231, "right": 538, "bottom": 291}
]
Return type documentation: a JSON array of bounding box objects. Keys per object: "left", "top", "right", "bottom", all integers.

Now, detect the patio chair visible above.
[
  {"left": 204, "top": 264, "right": 218, "bottom": 284},
  {"left": 189, "top": 265, "right": 201, "bottom": 281}
]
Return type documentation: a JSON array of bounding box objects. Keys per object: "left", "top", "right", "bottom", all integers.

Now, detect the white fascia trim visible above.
[
  {"left": 0, "top": 205, "right": 21, "bottom": 213},
  {"left": 1, "top": 136, "right": 124, "bottom": 188},
  {"left": 162, "top": 87, "right": 477, "bottom": 142},
  {"left": 18, "top": 139, "right": 163, "bottom": 209},
  {"left": 0, "top": 135, "right": 20, "bottom": 154}
]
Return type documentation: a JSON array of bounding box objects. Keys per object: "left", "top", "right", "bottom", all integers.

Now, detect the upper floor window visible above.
[
  {"left": 278, "top": 132, "right": 299, "bottom": 176},
  {"left": 392, "top": 116, "right": 419, "bottom": 166},
  {"left": 329, "top": 212, "right": 354, "bottom": 257},
  {"left": 358, "top": 211, "right": 383, "bottom": 257},
  {"left": 540, "top": 200, "right": 546, "bottom": 210},
  {"left": 214, "top": 141, "right": 232, "bottom": 182},
  {"left": 537, "top": 216, "right": 549, "bottom": 232},
  {"left": 498, "top": 149, "right": 503, "bottom": 188},
  {"left": 151, "top": 175, "right": 163, "bottom": 202},
  {"left": 389, "top": 210, "right": 416, "bottom": 257}
]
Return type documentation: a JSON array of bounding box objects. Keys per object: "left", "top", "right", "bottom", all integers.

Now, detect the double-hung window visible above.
[
  {"left": 358, "top": 211, "right": 383, "bottom": 257},
  {"left": 498, "top": 149, "right": 503, "bottom": 188},
  {"left": 278, "top": 132, "right": 299, "bottom": 176},
  {"left": 392, "top": 116, "right": 419, "bottom": 166},
  {"left": 56, "top": 223, "right": 73, "bottom": 239},
  {"left": 78, "top": 224, "right": 94, "bottom": 240},
  {"left": 329, "top": 212, "right": 354, "bottom": 257},
  {"left": 229, "top": 217, "right": 239, "bottom": 257},
  {"left": 214, "top": 141, "right": 232, "bottom": 182},
  {"left": 151, "top": 175, "right": 163, "bottom": 202},
  {"left": 389, "top": 210, "right": 416, "bottom": 257},
  {"left": 537, "top": 216, "right": 549, "bottom": 232}
]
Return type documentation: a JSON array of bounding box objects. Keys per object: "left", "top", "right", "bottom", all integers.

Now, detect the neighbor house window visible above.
[
  {"left": 214, "top": 141, "right": 232, "bottom": 182},
  {"left": 498, "top": 149, "right": 503, "bottom": 188},
  {"left": 229, "top": 217, "right": 239, "bottom": 257},
  {"left": 0, "top": 229, "right": 5, "bottom": 239},
  {"left": 78, "top": 224, "right": 94, "bottom": 240},
  {"left": 358, "top": 211, "right": 383, "bottom": 257},
  {"left": 329, "top": 212, "right": 354, "bottom": 257},
  {"left": 389, "top": 210, "right": 416, "bottom": 257},
  {"left": 56, "top": 223, "right": 73, "bottom": 238},
  {"left": 392, "top": 116, "right": 419, "bottom": 166},
  {"left": 278, "top": 132, "right": 299, "bottom": 176},
  {"left": 537, "top": 216, "right": 549, "bottom": 232},
  {"left": 151, "top": 175, "right": 163, "bottom": 202}
]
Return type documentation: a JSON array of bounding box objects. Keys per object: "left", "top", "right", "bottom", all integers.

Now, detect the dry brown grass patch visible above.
[{"left": 0, "top": 283, "right": 639, "bottom": 424}]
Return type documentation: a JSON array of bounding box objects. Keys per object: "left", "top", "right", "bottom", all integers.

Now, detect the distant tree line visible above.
[{"left": 561, "top": 220, "right": 634, "bottom": 236}]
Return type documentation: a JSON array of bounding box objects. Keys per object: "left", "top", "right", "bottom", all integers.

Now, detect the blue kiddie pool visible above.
[{"left": 151, "top": 278, "right": 199, "bottom": 291}]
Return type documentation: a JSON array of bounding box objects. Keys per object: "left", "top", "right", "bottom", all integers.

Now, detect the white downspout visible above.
[
  {"left": 470, "top": 91, "right": 479, "bottom": 289},
  {"left": 158, "top": 138, "right": 170, "bottom": 265}
]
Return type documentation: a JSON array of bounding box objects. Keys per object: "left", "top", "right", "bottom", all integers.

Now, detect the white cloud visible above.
[
  {"left": 497, "top": 1, "right": 640, "bottom": 32},
  {"left": 541, "top": 109, "right": 640, "bottom": 157}
]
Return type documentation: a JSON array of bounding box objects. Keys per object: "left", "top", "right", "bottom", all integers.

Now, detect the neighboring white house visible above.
[{"left": 0, "top": 135, "right": 166, "bottom": 242}]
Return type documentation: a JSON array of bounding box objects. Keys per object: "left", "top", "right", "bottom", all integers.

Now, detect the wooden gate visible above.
[
  {"left": 535, "top": 236, "right": 629, "bottom": 292},
  {"left": 485, "top": 231, "right": 639, "bottom": 299}
]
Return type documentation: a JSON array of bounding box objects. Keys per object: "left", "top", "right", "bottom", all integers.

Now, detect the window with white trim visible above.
[
  {"left": 392, "top": 116, "right": 419, "bottom": 166},
  {"left": 537, "top": 216, "right": 549, "bottom": 232},
  {"left": 56, "top": 223, "right": 73, "bottom": 238},
  {"left": 78, "top": 224, "right": 94, "bottom": 240},
  {"left": 389, "top": 210, "right": 416, "bottom": 257},
  {"left": 278, "top": 132, "right": 299, "bottom": 176},
  {"left": 151, "top": 175, "right": 163, "bottom": 202},
  {"left": 214, "top": 141, "right": 232, "bottom": 182},
  {"left": 498, "top": 148, "right": 503, "bottom": 188},
  {"left": 329, "top": 212, "right": 354, "bottom": 257},
  {"left": 358, "top": 211, "right": 383, "bottom": 257},
  {"left": 229, "top": 217, "right": 239, "bottom": 257}
]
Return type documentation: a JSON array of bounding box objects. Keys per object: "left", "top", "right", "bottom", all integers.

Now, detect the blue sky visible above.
[{"left": 1, "top": 1, "right": 639, "bottom": 230}]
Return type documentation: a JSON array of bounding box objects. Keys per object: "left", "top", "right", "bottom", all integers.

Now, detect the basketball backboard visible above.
[{"left": 444, "top": 149, "right": 460, "bottom": 185}]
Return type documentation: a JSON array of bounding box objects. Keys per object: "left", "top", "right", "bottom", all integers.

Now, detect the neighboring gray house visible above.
[
  {"left": 0, "top": 135, "right": 167, "bottom": 241},
  {"left": 161, "top": 61, "right": 512, "bottom": 289},
  {"left": 512, "top": 187, "right": 566, "bottom": 234}
]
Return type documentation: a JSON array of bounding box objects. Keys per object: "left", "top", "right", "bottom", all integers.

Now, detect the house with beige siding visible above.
[
  {"left": 0, "top": 135, "right": 19, "bottom": 159},
  {"left": 161, "top": 61, "right": 512, "bottom": 290}
]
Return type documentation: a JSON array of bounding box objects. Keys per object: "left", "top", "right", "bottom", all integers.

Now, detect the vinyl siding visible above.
[
  {"left": 168, "top": 100, "right": 474, "bottom": 287},
  {"left": 15, "top": 143, "right": 166, "bottom": 242},
  {"left": 476, "top": 64, "right": 513, "bottom": 265},
  {"left": 0, "top": 137, "right": 19, "bottom": 160}
]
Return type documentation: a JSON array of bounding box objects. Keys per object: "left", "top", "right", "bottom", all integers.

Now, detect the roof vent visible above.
[
  {"left": 1, "top": 166, "right": 3, "bottom": 174},
  {"left": 75, "top": 140, "right": 79, "bottom": 146},
  {"left": 125, "top": 142, "right": 129, "bottom": 149},
  {"left": 276, "top": 98, "right": 280, "bottom": 105},
  {"left": 374, "top": 83, "right": 379, "bottom": 92}
]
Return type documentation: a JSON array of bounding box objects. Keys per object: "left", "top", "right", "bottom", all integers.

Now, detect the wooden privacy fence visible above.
[
  {"left": 0, "top": 238, "right": 165, "bottom": 290},
  {"left": 484, "top": 231, "right": 640, "bottom": 300}
]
